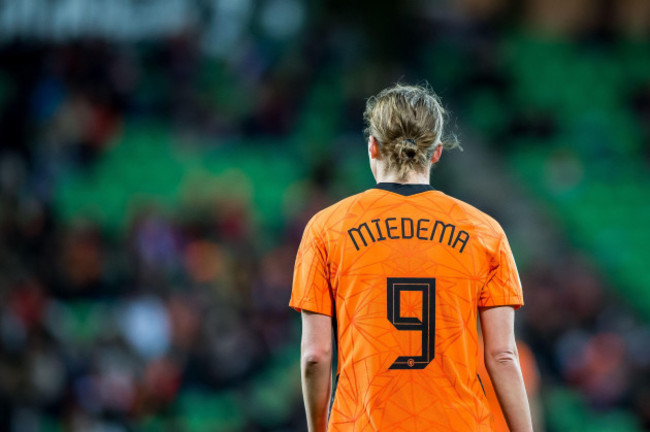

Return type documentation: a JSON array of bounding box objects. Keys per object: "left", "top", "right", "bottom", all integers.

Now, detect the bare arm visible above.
[
  {"left": 301, "top": 310, "right": 333, "bottom": 432},
  {"left": 479, "top": 306, "right": 533, "bottom": 432}
]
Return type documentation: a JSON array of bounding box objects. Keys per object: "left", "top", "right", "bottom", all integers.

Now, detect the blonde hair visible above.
[{"left": 363, "top": 83, "right": 459, "bottom": 181}]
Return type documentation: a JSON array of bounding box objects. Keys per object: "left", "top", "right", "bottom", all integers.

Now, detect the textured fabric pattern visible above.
[{"left": 290, "top": 185, "right": 523, "bottom": 431}]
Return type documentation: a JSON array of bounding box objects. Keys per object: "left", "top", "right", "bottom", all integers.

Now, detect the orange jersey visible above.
[{"left": 290, "top": 183, "right": 524, "bottom": 431}]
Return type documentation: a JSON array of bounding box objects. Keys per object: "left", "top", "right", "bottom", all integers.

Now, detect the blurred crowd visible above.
[{"left": 0, "top": 0, "right": 650, "bottom": 431}]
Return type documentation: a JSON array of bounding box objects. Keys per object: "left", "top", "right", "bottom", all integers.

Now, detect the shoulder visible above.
[
  {"left": 434, "top": 192, "right": 507, "bottom": 237},
  {"left": 304, "top": 191, "right": 369, "bottom": 234}
]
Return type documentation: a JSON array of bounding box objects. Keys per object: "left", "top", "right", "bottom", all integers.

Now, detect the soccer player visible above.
[{"left": 290, "top": 84, "right": 533, "bottom": 431}]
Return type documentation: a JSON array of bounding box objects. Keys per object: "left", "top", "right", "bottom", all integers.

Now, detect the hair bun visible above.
[{"left": 397, "top": 138, "right": 418, "bottom": 160}]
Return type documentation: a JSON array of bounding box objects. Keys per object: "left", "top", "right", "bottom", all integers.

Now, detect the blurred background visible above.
[{"left": 0, "top": 0, "right": 649, "bottom": 431}]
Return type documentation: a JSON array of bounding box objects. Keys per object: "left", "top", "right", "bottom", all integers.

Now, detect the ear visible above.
[
  {"left": 368, "top": 136, "right": 380, "bottom": 159},
  {"left": 431, "top": 143, "right": 443, "bottom": 164}
]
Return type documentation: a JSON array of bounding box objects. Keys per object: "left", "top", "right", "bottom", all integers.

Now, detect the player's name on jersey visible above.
[{"left": 347, "top": 217, "right": 469, "bottom": 253}]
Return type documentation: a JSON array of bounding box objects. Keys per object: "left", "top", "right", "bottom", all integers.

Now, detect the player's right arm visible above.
[
  {"left": 290, "top": 214, "right": 334, "bottom": 432},
  {"left": 479, "top": 305, "right": 533, "bottom": 432},
  {"left": 300, "top": 310, "right": 333, "bottom": 432}
]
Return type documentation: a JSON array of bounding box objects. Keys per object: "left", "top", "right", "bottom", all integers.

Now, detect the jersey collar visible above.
[{"left": 373, "top": 182, "right": 435, "bottom": 196}]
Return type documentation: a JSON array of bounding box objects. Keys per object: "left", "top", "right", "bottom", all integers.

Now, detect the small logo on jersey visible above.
[{"left": 407, "top": 359, "right": 415, "bottom": 367}]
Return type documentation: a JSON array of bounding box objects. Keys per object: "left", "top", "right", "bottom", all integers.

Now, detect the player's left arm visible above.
[{"left": 300, "top": 310, "right": 333, "bottom": 432}]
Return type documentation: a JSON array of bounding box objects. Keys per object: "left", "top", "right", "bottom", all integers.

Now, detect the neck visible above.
[{"left": 376, "top": 169, "right": 430, "bottom": 185}]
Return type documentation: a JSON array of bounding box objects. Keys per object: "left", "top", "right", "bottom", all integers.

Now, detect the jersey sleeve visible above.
[
  {"left": 289, "top": 215, "right": 333, "bottom": 316},
  {"left": 479, "top": 229, "right": 524, "bottom": 309}
]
